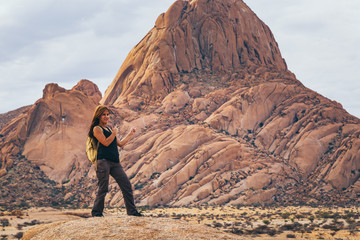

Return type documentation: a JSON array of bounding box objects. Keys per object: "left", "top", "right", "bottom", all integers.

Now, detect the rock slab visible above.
[{"left": 22, "top": 216, "right": 244, "bottom": 240}]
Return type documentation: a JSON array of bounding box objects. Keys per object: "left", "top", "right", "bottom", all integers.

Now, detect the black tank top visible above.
[{"left": 96, "top": 126, "right": 119, "bottom": 163}]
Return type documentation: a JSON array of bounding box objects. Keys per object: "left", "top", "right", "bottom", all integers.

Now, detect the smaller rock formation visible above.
[
  {"left": 0, "top": 105, "right": 31, "bottom": 131},
  {"left": 0, "top": 79, "right": 101, "bottom": 184}
]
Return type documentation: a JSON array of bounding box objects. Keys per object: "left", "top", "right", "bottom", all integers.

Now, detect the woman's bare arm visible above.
[
  {"left": 117, "top": 128, "right": 136, "bottom": 147},
  {"left": 94, "top": 126, "right": 117, "bottom": 147}
]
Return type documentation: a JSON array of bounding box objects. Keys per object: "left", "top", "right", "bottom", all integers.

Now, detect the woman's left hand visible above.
[{"left": 130, "top": 127, "right": 136, "bottom": 134}]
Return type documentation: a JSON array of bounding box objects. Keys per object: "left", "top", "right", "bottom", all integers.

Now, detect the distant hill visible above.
[{"left": 0, "top": 105, "right": 30, "bottom": 131}]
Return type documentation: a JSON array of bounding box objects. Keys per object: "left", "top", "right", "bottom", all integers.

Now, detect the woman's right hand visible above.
[
  {"left": 112, "top": 127, "right": 118, "bottom": 136},
  {"left": 129, "top": 127, "right": 136, "bottom": 135}
]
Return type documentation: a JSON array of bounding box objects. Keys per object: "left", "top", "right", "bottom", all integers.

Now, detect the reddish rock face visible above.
[
  {"left": 0, "top": 80, "right": 101, "bottom": 183},
  {"left": 101, "top": 0, "right": 286, "bottom": 108},
  {"left": 1, "top": 0, "right": 360, "bottom": 207},
  {"left": 98, "top": 0, "right": 360, "bottom": 206}
]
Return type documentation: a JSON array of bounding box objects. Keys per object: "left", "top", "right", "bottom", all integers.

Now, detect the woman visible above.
[{"left": 88, "top": 105, "right": 141, "bottom": 217}]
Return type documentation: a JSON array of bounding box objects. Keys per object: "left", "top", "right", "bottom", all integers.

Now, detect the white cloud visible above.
[
  {"left": 0, "top": 0, "right": 174, "bottom": 113},
  {"left": 0, "top": 0, "right": 359, "bottom": 119},
  {"left": 245, "top": 0, "right": 360, "bottom": 118}
]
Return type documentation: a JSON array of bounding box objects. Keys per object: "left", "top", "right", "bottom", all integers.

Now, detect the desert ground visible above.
[{"left": 1, "top": 205, "right": 359, "bottom": 239}]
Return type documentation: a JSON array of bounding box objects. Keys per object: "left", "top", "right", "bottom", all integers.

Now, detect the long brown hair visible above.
[{"left": 88, "top": 105, "right": 110, "bottom": 138}]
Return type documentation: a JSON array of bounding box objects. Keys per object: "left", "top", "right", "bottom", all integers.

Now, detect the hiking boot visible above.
[
  {"left": 92, "top": 214, "right": 104, "bottom": 217},
  {"left": 129, "top": 211, "right": 142, "bottom": 217}
]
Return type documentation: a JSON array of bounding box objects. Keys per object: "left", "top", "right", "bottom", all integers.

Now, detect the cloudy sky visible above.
[{"left": 0, "top": 0, "right": 359, "bottom": 118}]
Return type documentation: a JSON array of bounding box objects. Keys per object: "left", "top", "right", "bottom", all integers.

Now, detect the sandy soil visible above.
[
  {"left": 1, "top": 206, "right": 359, "bottom": 239},
  {"left": 0, "top": 208, "right": 90, "bottom": 239}
]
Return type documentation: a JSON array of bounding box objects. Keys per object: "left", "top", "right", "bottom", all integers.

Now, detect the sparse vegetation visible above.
[
  {"left": 13, "top": 232, "right": 23, "bottom": 240},
  {"left": 281, "top": 212, "right": 291, "bottom": 219},
  {"left": 0, "top": 218, "right": 10, "bottom": 230},
  {"left": 262, "top": 219, "right": 270, "bottom": 225},
  {"left": 134, "top": 182, "right": 145, "bottom": 190},
  {"left": 1, "top": 234, "right": 8, "bottom": 240},
  {"left": 1, "top": 205, "right": 359, "bottom": 239},
  {"left": 141, "top": 205, "right": 360, "bottom": 239}
]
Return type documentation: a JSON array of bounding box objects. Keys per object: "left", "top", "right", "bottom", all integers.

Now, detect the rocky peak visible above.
[
  {"left": 101, "top": 0, "right": 287, "bottom": 107},
  {"left": 157, "top": 0, "right": 287, "bottom": 71},
  {"left": 42, "top": 83, "right": 66, "bottom": 100},
  {"left": 72, "top": 79, "right": 102, "bottom": 102}
]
